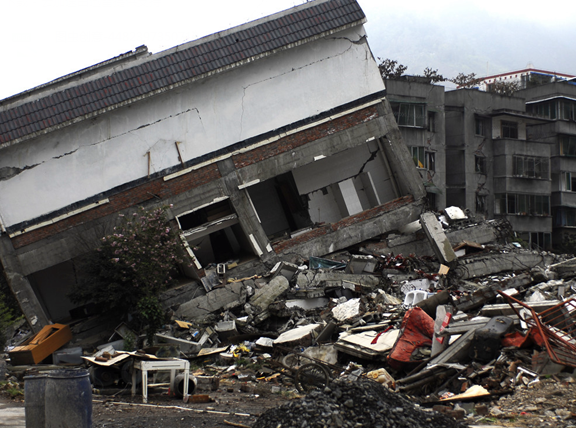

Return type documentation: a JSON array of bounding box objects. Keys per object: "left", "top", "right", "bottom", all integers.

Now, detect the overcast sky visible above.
[{"left": 2, "top": 0, "right": 575, "bottom": 100}]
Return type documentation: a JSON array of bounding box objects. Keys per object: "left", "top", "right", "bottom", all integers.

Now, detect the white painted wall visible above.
[
  {"left": 292, "top": 143, "right": 394, "bottom": 224},
  {"left": 0, "top": 26, "right": 385, "bottom": 228}
]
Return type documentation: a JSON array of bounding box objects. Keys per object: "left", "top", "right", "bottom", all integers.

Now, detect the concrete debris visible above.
[{"left": 5, "top": 212, "right": 576, "bottom": 424}]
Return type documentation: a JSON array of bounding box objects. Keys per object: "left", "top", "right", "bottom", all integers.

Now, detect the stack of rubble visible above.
[
  {"left": 253, "top": 378, "right": 467, "bottom": 428},
  {"left": 5, "top": 207, "right": 576, "bottom": 424}
]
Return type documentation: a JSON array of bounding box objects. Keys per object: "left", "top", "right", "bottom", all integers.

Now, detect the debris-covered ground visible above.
[{"left": 4, "top": 208, "right": 576, "bottom": 427}]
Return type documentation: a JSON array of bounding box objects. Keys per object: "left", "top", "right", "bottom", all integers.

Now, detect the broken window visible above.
[
  {"left": 391, "top": 103, "right": 425, "bottom": 127},
  {"left": 475, "top": 156, "right": 487, "bottom": 174},
  {"left": 501, "top": 121, "right": 519, "bottom": 139},
  {"left": 410, "top": 147, "right": 434, "bottom": 171},
  {"left": 495, "top": 193, "right": 550, "bottom": 216},
  {"left": 513, "top": 155, "right": 548, "bottom": 179},
  {"left": 560, "top": 135, "right": 576, "bottom": 156},
  {"left": 177, "top": 199, "right": 255, "bottom": 266}
]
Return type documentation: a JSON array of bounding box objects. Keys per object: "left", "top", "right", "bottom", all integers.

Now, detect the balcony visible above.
[{"left": 552, "top": 191, "right": 576, "bottom": 208}]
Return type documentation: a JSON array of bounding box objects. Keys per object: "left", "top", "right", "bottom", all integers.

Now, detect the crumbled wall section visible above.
[
  {"left": 11, "top": 163, "right": 221, "bottom": 249},
  {"left": 232, "top": 106, "right": 379, "bottom": 169}
]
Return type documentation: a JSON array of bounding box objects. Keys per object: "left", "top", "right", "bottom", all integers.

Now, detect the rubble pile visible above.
[
  {"left": 253, "top": 378, "right": 467, "bottom": 428},
  {"left": 5, "top": 208, "right": 576, "bottom": 425}
]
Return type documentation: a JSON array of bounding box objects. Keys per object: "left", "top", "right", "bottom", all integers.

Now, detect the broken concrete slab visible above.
[
  {"left": 249, "top": 275, "right": 290, "bottom": 314},
  {"left": 456, "top": 273, "right": 533, "bottom": 312},
  {"left": 273, "top": 324, "right": 323, "bottom": 347},
  {"left": 427, "top": 329, "right": 476, "bottom": 367},
  {"left": 479, "top": 300, "right": 561, "bottom": 317},
  {"left": 335, "top": 329, "right": 400, "bottom": 360},
  {"left": 295, "top": 272, "right": 380, "bottom": 291},
  {"left": 159, "top": 281, "right": 204, "bottom": 310},
  {"left": 549, "top": 257, "right": 576, "bottom": 279},
  {"left": 420, "top": 212, "right": 457, "bottom": 265},
  {"left": 454, "top": 251, "right": 554, "bottom": 280},
  {"left": 332, "top": 298, "right": 362, "bottom": 322},
  {"left": 175, "top": 282, "right": 247, "bottom": 320},
  {"left": 285, "top": 298, "right": 330, "bottom": 310}
]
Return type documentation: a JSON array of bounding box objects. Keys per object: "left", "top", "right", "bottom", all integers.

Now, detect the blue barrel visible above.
[
  {"left": 24, "top": 373, "right": 47, "bottom": 428},
  {"left": 45, "top": 369, "right": 92, "bottom": 428}
]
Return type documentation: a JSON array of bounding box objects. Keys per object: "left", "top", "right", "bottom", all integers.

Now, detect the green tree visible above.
[{"left": 70, "top": 205, "right": 189, "bottom": 344}]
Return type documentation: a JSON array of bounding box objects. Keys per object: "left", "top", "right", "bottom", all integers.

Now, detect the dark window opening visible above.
[
  {"left": 560, "top": 135, "right": 576, "bottom": 156},
  {"left": 501, "top": 121, "right": 518, "bottom": 139},
  {"left": 248, "top": 172, "right": 313, "bottom": 241},
  {"left": 178, "top": 200, "right": 255, "bottom": 266},
  {"left": 427, "top": 112, "right": 436, "bottom": 132},
  {"left": 475, "top": 117, "right": 489, "bottom": 136}
]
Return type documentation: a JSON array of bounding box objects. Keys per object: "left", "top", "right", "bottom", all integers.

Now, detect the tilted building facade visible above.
[{"left": 0, "top": 0, "right": 426, "bottom": 330}]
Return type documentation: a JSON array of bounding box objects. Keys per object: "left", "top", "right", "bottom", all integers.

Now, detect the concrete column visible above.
[
  {"left": 217, "top": 159, "right": 276, "bottom": 265},
  {"left": 0, "top": 235, "right": 50, "bottom": 333},
  {"left": 376, "top": 100, "right": 427, "bottom": 200}
]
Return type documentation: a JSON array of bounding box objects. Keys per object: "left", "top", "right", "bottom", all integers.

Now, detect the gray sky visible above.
[{"left": 2, "top": 0, "right": 576, "bottom": 100}]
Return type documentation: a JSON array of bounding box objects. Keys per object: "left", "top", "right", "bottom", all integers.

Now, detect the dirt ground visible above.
[
  {"left": 88, "top": 376, "right": 576, "bottom": 428},
  {"left": 3, "top": 375, "right": 576, "bottom": 427},
  {"left": 91, "top": 384, "right": 291, "bottom": 428}
]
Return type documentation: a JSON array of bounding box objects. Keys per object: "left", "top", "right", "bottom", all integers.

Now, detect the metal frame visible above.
[{"left": 132, "top": 359, "right": 190, "bottom": 403}]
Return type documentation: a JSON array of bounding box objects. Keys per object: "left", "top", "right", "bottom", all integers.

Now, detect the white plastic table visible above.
[{"left": 132, "top": 358, "right": 190, "bottom": 403}]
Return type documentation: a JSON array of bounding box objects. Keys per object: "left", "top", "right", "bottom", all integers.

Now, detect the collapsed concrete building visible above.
[{"left": 0, "top": 0, "right": 427, "bottom": 332}]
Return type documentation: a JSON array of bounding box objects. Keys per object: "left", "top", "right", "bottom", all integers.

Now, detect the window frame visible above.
[
  {"left": 391, "top": 102, "right": 426, "bottom": 128},
  {"left": 501, "top": 121, "right": 519, "bottom": 139},
  {"left": 513, "top": 155, "right": 549, "bottom": 179},
  {"left": 560, "top": 135, "right": 576, "bottom": 157},
  {"left": 410, "top": 146, "right": 435, "bottom": 171},
  {"left": 494, "top": 193, "right": 550, "bottom": 216}
]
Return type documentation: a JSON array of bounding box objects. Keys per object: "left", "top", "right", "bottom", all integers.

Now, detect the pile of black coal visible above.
[{"left": 253, "top": 378, "right": 466, "bottom": 428}]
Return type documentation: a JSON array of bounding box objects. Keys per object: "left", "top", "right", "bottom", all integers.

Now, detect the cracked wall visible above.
[{"left": 0, "top": 26, "right": 384, "bottom": 230}]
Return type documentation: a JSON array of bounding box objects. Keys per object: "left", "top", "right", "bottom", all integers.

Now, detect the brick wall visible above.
[
  {"left": 11, "top": 164, "right": 221, "bottom": 249},
  {"left": 232, "top": 106, "right": 379, "bottom": 169}
]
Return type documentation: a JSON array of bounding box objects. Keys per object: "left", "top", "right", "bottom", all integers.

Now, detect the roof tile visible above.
[{"left": 0, "top": 0, "right": 365, "bottom": 145}]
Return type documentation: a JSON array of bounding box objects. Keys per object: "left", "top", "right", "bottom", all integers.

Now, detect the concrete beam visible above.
[
  {"left": 420, "top": 212, "right": 457, "bottom": 265},
  {"left": 175, "top": 282, "right": 246, "bottom": 320}
]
